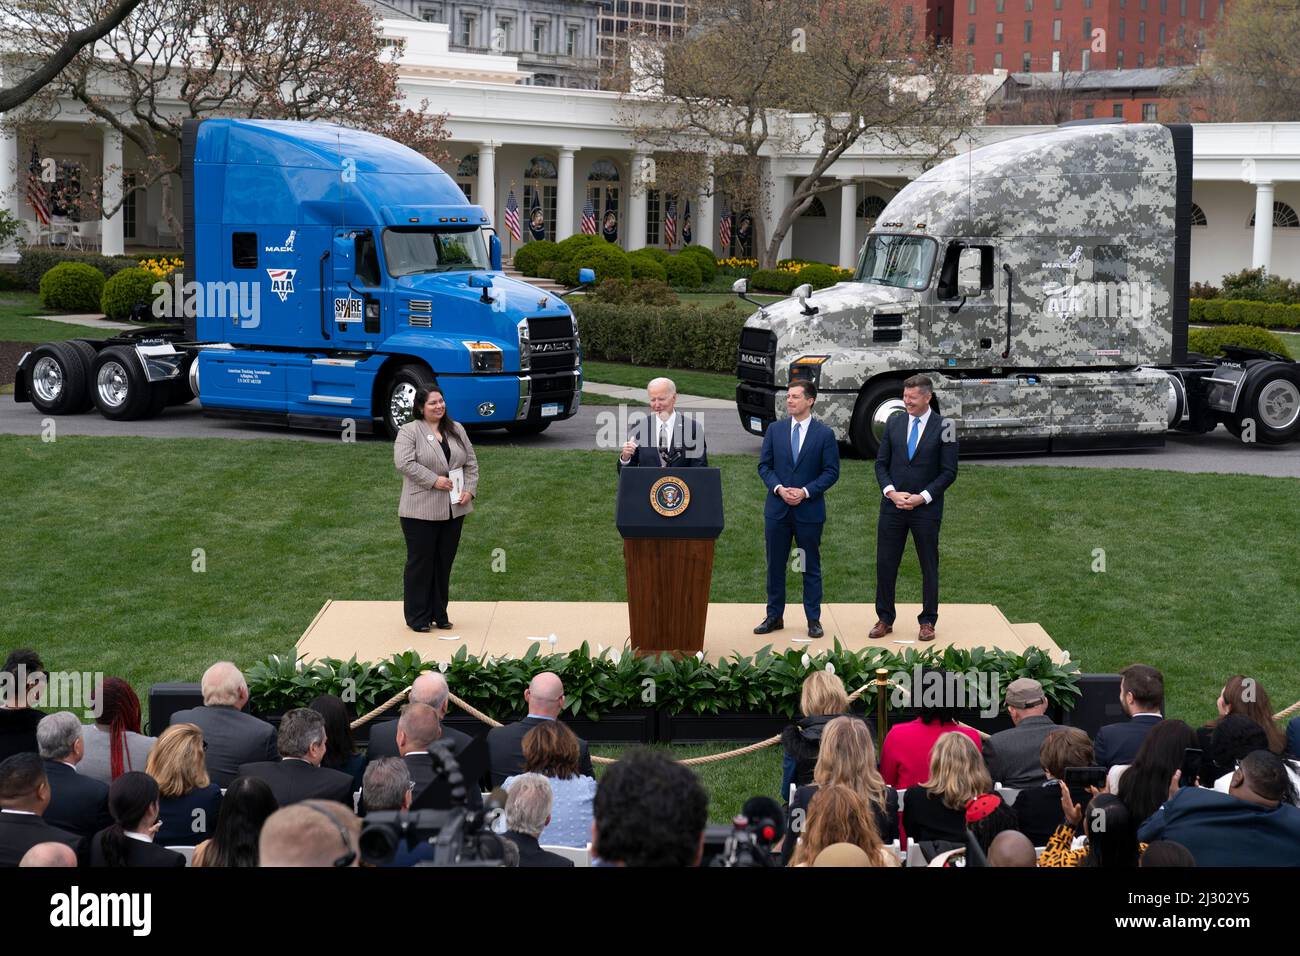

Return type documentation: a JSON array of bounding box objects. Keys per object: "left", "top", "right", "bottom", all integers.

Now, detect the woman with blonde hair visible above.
[
  {"left": 144, "top": 723, "right": 223, "bottom": 846},
  {"left": 902, "top": 731, "right": 993, "bottom": 846},
  {"left": 787, "top": 784, "right": 899, "bottom": 867},
  {"left": 782, "top": 715, "right": 897, "bottom": 863},
  {"left": 780, "top": 670, "right": 862, "bottom": 799}
]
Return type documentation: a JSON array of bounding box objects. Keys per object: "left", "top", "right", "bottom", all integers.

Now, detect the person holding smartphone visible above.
[{"left": 394, "top": 386, "right": 478, "bottom": 632}]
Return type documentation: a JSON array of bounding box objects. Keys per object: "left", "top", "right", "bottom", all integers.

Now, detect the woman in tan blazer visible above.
[{"left": 394, "top": 386, "right": 479, "bottom": 631}]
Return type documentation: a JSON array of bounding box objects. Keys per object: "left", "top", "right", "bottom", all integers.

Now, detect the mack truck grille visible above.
[
  {"left": 526, "top": 316, "right": 579, "bottom": 372},
  {"left": 737, "top": 327, "right": 777, "bottom": 384}
]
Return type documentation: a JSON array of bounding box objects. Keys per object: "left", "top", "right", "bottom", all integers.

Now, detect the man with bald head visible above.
[
  {"left": 19, "top": 841, "right": 78, "bottom": 867},
  {"left": 394, "top": 702, "right": 484, "bottom": 812},
  {"left": 170, "top": 661, "right": 278, "bottom": 787},
  {"left": 987, "top": 830, "right": 1038, "bottom": 867},
  {"left": 259, "top": 800, "right": 360, "bottom": 867},
  {"left": 617, "top": 377, "right": 708, "bottom": 471},
  {"left": 486, "top": 673, "right": 593, "bottom": 786},
  {"left": 366, "top": 671, "right": 473, "bottom": 761}
]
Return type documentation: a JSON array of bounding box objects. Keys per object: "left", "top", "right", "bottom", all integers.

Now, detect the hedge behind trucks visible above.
[
  {"left": 735, "top": 122, "right": 1300, "bottom": 454},
  {"left": 16, "top": 119, "right": 584, "bottom": 438}
]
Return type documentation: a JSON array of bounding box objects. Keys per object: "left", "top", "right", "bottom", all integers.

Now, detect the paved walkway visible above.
[
  {"left": 581, "top": 381, "right": 734, "bottom": 409},
  {"left": 37, "top": 313, "right": 134, "bottom": 330}
]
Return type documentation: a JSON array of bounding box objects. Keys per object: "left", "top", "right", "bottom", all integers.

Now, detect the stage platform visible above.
[{"left": 297, "top": 600, "right": 1066, "bottom": 665}]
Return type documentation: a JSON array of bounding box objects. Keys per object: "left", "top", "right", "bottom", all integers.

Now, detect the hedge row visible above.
[
  {"left": 512, "top": 235, "right": 717, "bottom": 290},
  {"left": 1187, "top": 324, "right": 1291, "bottom": 358},
  {"left": 573, "top": 300, "right": 745, "bottom": 372},
  {"left": 17, "top": 248, "right": 142, "bottom": 292},
  {"left": 1190, "top": 297, "right": 1300, "bottom": 329}
]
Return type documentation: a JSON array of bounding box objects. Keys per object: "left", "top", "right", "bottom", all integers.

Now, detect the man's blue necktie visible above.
[
  {"left": 907, "top": 416, "right": 920, "bottom": 460},
  {"left": 790, "top": 420, "right": 801, "bottom": 461}
]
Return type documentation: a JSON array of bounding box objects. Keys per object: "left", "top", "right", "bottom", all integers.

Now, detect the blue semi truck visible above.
[{"left": 15, "top": 119, "right": 586, "bottom": 438}]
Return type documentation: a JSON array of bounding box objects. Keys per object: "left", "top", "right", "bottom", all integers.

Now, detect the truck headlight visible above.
[
  {"left": 463, "top": 340, "right": 503, "bottom": 373},
  {"left": 517, "top": 318, "right": 530, "bottom": 371},
  {"left": 790, "top": 355, "right": 829, "bottom": 385}
]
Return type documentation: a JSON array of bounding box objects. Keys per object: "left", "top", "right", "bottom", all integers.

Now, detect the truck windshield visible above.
[
  {"left": 855, "top": 235, "right": 938, "bottom": 291},
  {"left": 383, "top": 228, "right": 489, "bottom": 277}
]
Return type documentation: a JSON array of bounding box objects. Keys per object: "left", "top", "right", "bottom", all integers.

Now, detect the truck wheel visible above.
[
  {"left": 505, "top": 421, "right": 551, "bottom": 436},
  {"left": 849, "top": 378, "right": 907, "bottom": 458},
  {"left": 382, "top": 364, "right": 436, "bottom": 438},
  {"left": 26, "top": 342, "right": 93, "bottom": 415},
  {"left": 91, "top": 345, "right": 154, "bottom": 420},
  {"left": 1230, "top": 365, "right": 1300, "bottom": 444}
]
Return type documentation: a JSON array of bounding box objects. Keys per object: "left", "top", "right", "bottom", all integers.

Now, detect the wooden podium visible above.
[{"left": 615, "top": 468, "right": 724, "bottom": 655}]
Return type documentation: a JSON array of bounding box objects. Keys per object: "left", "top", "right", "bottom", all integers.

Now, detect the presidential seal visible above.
[{"left": 649, "top": 476, "right": 690, "bottom": 517}]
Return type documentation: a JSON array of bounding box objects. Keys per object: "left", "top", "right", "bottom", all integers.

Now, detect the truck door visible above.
[
  {"left": 926, "top": 242, "right": 999, "bottom": 369},
  {"left": 329, "top": 230, "right": 384, "bottom": 350}
]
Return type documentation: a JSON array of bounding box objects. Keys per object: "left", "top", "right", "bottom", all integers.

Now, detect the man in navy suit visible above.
[
  {"left": 871, "top": 374, "right": 959, "bottom": 643},
  {"left": 756, "top": 380, "right": 840, "bottom": 638},
  {"left": 1094, "top": 664, "right": 1165, "bottom": 768},
  {"left": 617, "top": 377, "right": 707, "bottom": 471}
]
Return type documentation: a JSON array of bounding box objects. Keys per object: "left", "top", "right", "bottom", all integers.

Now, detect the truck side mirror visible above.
[
  {"left": 332, "top": 235, "right": 354, "bottom": 284},
  {"left": 468, "top": 272, "right": 494, "bottom": 303},
  {"left": 577, "top": 267, "right": 595, "bottom": 285},
  {"left": 489, "top": 233, "right": 502, "bottom": 271},
  {"left": 958, "top": 247, "right": 983, "bottom": 297},
  {"left": 794, "top": 282, "right": 817, "bottom": 315},
  {"left": 732, "top": 277, "right": 748, "bottom": 294}
]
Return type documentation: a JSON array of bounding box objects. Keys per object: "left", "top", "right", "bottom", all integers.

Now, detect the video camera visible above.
[{"left": 702, "top": 796, "right": 784, "bottom": 867}]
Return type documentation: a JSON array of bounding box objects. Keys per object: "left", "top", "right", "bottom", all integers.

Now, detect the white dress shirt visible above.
[{"left": 882, "top": 408, "right": 934, "bottom": 505}]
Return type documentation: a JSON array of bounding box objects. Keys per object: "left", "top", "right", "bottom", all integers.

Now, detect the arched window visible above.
[
  {"left": 1190, "top": 202, "right": 1207, "bottom": 226},
  {"left": 457, "top": 153, "right": 479, "bottom": 177},
  {"left": 857, "top": 195, "right": 888, "bottom": 223},
  {"left": 587, "top": 158, "right": 620, "bottom": 181},
  {"left": 799, "top": 196, "right": 826, "bottom": 217},
  {"left": 525, "top": 155, "right": 558, "bottom": 180},
  {"left": 1248, "top": 201, "right": 1300, "bottom": 228}
]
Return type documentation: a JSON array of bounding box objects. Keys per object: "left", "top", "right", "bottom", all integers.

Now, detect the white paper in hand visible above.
[{"left": 448, "top": 466, "right": 464, "bottom": 507}]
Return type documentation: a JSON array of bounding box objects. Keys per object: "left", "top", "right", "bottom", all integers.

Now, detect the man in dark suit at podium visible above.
[
  {"left": 871, "top": 374, "right": 958, "bottom": 643},
  {"left": 617, "top": 377, "right": 707, "bottom": 471},
  {"left": 756, "top": 381, "right": 841, "bottom": 638}
]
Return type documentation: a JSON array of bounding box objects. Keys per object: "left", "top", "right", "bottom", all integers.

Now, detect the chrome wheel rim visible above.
[
  {"left": 389, "top": 382, "right": 417, "bottom": 425},
  {"left": 1258, "top": 378, "right": 1300, "bottom": 431},
  {"left": 32, "top": 356, "right": 64, "bottom": 403},
  {"left": 871, "top": 398, "right": 907, "bottom": 443},
  {"left": 96, "top": 361, "right": 130, "bottom": 409}
]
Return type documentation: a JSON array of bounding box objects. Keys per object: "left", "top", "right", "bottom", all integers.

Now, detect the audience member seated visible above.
[
  {"left": 1116, "top": 719, "right": 1198, "bottom": 827},
  {"left": 502, "top": 773, "right": 576, "bottom": 867},
  {"left": 1011, "top": 726, "right": 1097, "bottom": 847},
  {"left": 311, "top": 694, "right": 368, "bottom": 793},
  {"left": 880, "top": 668, "right": 982, "bottom": 792},
  {"left": 982, "top": 678, "right": 1061, "bottom": 788},
  {"left": 358, "top": 758, "right": 433, "bottom": 866},
  {"left": 192, "top": 776, "right": 277, "bottom": 868},
  {"left": 780, "top": 671, "right": 870, "bottom": 800},
  {"left": 592, "top": 748, "right": 707, "bottom": 867},
  {"left": 19, "top": 842, "right": 78, "bottom": 867},
  {"left": 1138, "top": 750, "right": 1300, "bottom": 866},
  {"left": 782, "top": 715, "right": 897, "bottom": 863},
  {"left": 487, "top": 672, "right": 593, "bottom": 787},
  {"left": 810, "top": 843, "right": 873, "bottom": 867},
  {"left": 366, "top": 672, "right": 474, "bottom": 761},
  {"left": 394, "top": 702, "right": 447, "bottom": 807},
  {"left": 87, "top": 772, "right": 186, "bottom": 867},
  {"left": 170, "top": 662, "right": 277, "bottom": 788},
  {"left": 80, "top": 677, "right": 156, "bottom": 784},
  {"left": 37, "top": 711, "right": 111, "bottom": 838},
  {"left": 1094, "top": 664, "right": 1164, "bottom": 769},
  {"left": 504, "top": 721, "right": 594, "bottom": 848},
  {"left": 1208, "top": 722, "right": 1300, "bottom": 805},
  {"left": 145, "top": 723, "right": 223, "bottom": 846},
  {"left": 0, "top": 753, "right": 80, "bottom": 867},
  {"left": 259, "top": 799, "right": 360, "bottom": 867},
  {"left": 902, "top": 732, "right": 991, "bottom": 846},
  {"left": 787, "top": 784, "right": 899, "bottom": 867},
  {"left": 1041, "top": 792, "right": 1142, "bottom": 867},
  {"left": 987, "top": 829, "right": 1038, "bottom": 867},
  {"left": 965, "top": 791, "right": 1019, "bottom": 855},
  {"left": 1140, "top": 840, "right": 1196, "bottom": 867},
  {"left": 238, "top": 708, "right": 353, "bottom": 807},
  {"left": 0, "top": 650, "right": 46, "bottom": 762},
  {"left": 1196, "top": 676, "right": 1288, "bottom": 781}
]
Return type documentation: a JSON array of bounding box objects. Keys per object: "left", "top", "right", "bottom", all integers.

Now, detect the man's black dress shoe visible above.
[
  {"left": 409, "top": 624, "right": 432, "bottom": 633},
  {"left": 807, "top": 621, "right": 824, "bottom": 639},
  {"left": 753, "top": 617, "right": 784, "bottom": 634},
  {"left": 435, "top": 621, "right": 454, "bottom": 630}
]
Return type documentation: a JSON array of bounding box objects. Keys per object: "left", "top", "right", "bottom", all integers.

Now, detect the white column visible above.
[
  {"left": 695, "top": 160, "right": 715, "bottom": 254},
  {"left": 476, "top": 142, "right": 497, "bottom": 228},
  {"left": 101, "top": 128, "right": 124, "bottom": 256},
  {"left": 627, "top": 150, "right": 650, "bottom": 251},
  {"left": 838, "top": 180, "right": 859, "bottom": 270},
  {"left": 1251, "top": 180, "right": 1274, "bottom": 272},
  {"left": 0, "top": 118, "right": 19, "bottom": 263},
  {"left": 764, "top": 164, "right": 793, "bottom": 263},
  {"left": 555, "top": 146, "right": 576, "bottom": 241}
]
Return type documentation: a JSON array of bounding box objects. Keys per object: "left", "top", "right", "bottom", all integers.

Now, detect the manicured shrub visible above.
[
  {"left": 664, "top": 254, "right": 703, "bottom": 289},
  {"left": 557, "top": 243, "right": 632, "bottom": 286},
  {"left": 512, "top": 240, "right": 558, "bottom": 277},
  {"left": 627, "top": 251, "right": 668, "bottom": 282},
  {"left": 39, "top": 261, "right": 106, "bottom": 312},
  {"left": 797, "top": 263, "right": 839, "bottom": 290},
  {"left": 573, "top": 300, "right": 746, "bottom": 371},
  {"left": 17, "top": 249, "right": 139, "bottom": 292},
  {"left": 100, "top": 267, "right": 161, "bottom": 321},
  {"left": 678, "top": 244, "right": 716, "bottom": 282},
  {"left": 1188, "top": 324, "right": 1291, "bottom": 358},
  {"left": 749, "top": 268, "right": 799, "bottom": 294},
  {"left": 587, "top": 278, "right": 679, "bottom": 306}
]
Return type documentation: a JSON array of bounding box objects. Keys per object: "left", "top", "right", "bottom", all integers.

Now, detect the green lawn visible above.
[
  {"left": 1277, "top": 330, "right": 1299, "bottom": 355},
  {"left": 676, "top": 291, "right": 783, "bottom": 316},
  {"left": 0, "top": 292, "right": 117, "bottom": 342},
  {"left": 3, "top": 437, "right": 1299, "bottom": 819},
  {"left": 580, "top": 389, "right": 646, "bottom": 407},
  {"left": 582, "top": 359, "right": 736, "bottom": 401}
]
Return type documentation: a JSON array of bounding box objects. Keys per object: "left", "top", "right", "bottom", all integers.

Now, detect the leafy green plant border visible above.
[{"left": 244, "top": 641, "right": 1081, "bottom": 722}]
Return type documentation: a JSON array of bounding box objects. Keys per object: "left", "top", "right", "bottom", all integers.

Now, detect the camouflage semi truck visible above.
[{"left": 734, "top": 122, "right": 1300, "bottom": 455}]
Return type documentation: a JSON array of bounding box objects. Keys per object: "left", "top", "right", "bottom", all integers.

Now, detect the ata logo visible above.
[
  {"left": 266, "top": 268, "right": 297, "bottom": 302},
  {"left": 649, "top": 476, "right": 690, "bottom": 517},
  {"left": 264, "top": 230, "right": 296, "bottom": 253},
  {"left": 537, "top": 297, "right": 550, "bottom": 310}
]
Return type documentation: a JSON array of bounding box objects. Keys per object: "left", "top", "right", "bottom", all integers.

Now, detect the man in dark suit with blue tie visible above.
[
  {"left": 871, "top": 374, "right": 959, "bottom": 643},
  {"left": 756, "top": 381, "right": 840, "bottom": 638}
]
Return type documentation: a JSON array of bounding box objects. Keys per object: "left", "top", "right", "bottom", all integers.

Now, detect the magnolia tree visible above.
[
  {"left": 617, "top": 0, "right": 980, "bottom": 268},
  {"left": 6, "top": 0, "right": 448, "bottom": 240}
]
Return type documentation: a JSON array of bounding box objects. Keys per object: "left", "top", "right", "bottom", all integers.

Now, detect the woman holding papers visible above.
[{"left": 394, "top": 386, "right": 478, "bottom": 632}]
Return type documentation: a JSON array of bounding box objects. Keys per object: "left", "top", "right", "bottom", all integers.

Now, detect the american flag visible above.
[
  {"left": 580, "top": 196, "right": 597, "bottom": 235},
  {"left": 663, "top": 199, "right": 677, "bottom": 248},
  {"left": 719, "top": 198, "right": 732, "bottom": 249},
  {"left": 27, "top": 146, "right": 50, "bottom": 226},
  {"left": 504, "top": 189, "right": 521, "bottom": 242}
]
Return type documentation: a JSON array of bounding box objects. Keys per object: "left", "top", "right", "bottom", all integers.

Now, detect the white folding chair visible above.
[
  {"left": 353, "top": 790, "right": 363, "bottom": 814},
  {"left": 541, "top": 843, "right": 590, "bottom": 867},
  {"left": 788, "top": 782, "right": 797, "bottom": 805},
  {"left": 889, "top": 839, "right": 904, "bottom": 863},
  {"left": 167, "top": 845, "right": 196, "bottom": 867}
]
